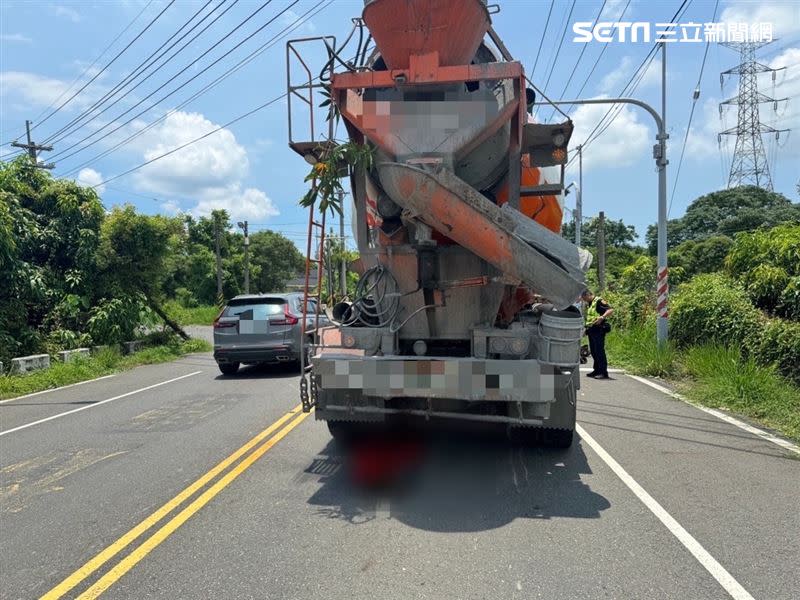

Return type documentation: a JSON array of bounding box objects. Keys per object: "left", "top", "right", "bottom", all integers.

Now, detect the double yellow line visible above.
[{"left": 42, "top": 404, "right": 311, "bottom": 600}]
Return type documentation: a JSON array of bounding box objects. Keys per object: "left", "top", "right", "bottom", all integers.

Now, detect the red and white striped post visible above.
[{"left": 657, "top": 267, "right": 669, "bottom": 320}]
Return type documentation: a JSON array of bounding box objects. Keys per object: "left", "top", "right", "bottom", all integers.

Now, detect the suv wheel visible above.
[{"left": 218, "top": 362, "right": 240, "bottom": 376}]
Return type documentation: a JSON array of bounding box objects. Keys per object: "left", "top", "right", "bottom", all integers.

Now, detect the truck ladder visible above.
[{"left": 299, "top": 195, "right": 326, "bottom": 412}]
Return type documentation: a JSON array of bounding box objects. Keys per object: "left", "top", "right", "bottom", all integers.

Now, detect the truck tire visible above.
[
  {"left": 327, "top": 420, "right": 358, "bottom": 444},
  {"left": 218, "top": 362, "right": 240, "bottom": 376}
]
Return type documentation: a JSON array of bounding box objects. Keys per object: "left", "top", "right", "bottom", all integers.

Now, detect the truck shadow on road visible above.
[{"left": 304, "top": 433, "right": 610, "bottom": 532}]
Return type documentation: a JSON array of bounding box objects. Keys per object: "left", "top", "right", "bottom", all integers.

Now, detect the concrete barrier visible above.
[
  {"left": 122, "top": 341, "right": 145, "bottom": 355},
  {"left": 91, "top": 345, "right": 112, "bottom": 355},
  {"left": 57, "top": 348, "right": 90, "bottom": 363},
  {"left": 10, "top": 354, "right": 50, "bottom": 374}
]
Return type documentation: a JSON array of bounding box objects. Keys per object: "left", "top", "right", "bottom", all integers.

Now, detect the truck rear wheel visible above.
[{"left": 327, "top": 420, "right": 361, "bottom": 444}]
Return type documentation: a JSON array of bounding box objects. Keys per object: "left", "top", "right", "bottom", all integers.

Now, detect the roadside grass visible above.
[
  {"left": 680, "top": 345, "right": 800, "bottom": 443},
  {"left": 606, "top": 322, "right": 678, "bottom": 378},
  {"left": 165, "top": 301, "right": 219, "bottom": 326},
  {"left": 608, "top": 328, "right": 800, "bottom": 444},
  {"left": 0, "top": 338, "right": 211, "bottom": 400}
]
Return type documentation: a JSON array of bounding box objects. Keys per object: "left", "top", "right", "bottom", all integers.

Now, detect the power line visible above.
[
  {"left": 539, "top": 1, "right": 577, "bottom": 99},
  {"left": 47, "top": 0, "right": 291, "bottom": 165},
  {"left": 566, "top": 0, "right": 630, "bottom": 117},
  {"left": 43, "top": 0, "right": 221, "bottom": 146},
  {"left": 668, "top": 0, "right": 718, "bottom": 216},
  {"left": 1, "top": 1, "right": 155, "bottom": 145},
  {"left": 90, "top": 36, "right": 362, "bottom": 191},
  {"left": 544, "top": 0, "right": 607, "bottom": 122},
  {"left": 31, "top": 0, "right": 176, "bottom": 133},
  {"left": 59, "top": 0, "right": 331, "bottom": 178},
  {"left": 528, "top": 0, "right": 554, "bottom": 81},
  {"left": 92, "top": 94, "right": 284, "bottom": 188},
  {"left": 567, "top": 0, "right": 691, "bottom": 167}
]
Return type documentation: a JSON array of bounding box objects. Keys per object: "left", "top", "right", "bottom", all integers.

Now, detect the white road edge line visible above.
[
  {"left": 0, "top": 371, "right": 202, "bottom": 437},
  {"left": 627, "top": 374, "right": 800, "bottom": 456},
  {"left": 576, "top": 424, "right": 755, "bottom": 600},
  {"left": 0, "top": 374, "right": 117, "bottom": 404}
]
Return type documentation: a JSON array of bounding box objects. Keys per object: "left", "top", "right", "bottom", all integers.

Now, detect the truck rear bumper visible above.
[
  {"left": 311, "top": 354, "right": 577, "bottom": 428},
  {"left": 313, "top": 354, "right": 556, "bottom": 403}
]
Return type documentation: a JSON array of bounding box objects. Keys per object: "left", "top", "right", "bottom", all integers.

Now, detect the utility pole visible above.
[
  {"left": 238, "top": 221, "right": 250, "bottom": 294},
  {"left": 576, "top": 144, "right": 583, "bottom": 246},
  {"left": 655, "top": 40, "right": 669, "bottom": 345},
  {"left": 719, "top": 40, "right": 789, "bottom": 190},
  {"left": 11, "top": 120, "right": 55, "bottom": 170},
  {"left": 339, "top": 190, "right": 347, "bottom": 298},
  {"left": 214, "top": 216, "right": 223, "bottom": 302},
  {"left": 597, "top": 211, "right": 606, "bottom": 292},
  {"left": 534, "top": 74, "right": 670, "bottom": 344}
]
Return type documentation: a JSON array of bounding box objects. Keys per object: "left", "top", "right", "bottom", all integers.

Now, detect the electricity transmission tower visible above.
[{"left": 718, "top": 40, "right": 788, "bottom": 191}]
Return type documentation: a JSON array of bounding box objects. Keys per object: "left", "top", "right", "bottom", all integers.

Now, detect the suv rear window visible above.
[{"left": 223, "top": 299, "right": 285, "bottom": 319}]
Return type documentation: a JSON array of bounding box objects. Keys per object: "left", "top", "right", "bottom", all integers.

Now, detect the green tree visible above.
[
  {"left": 646, "top": 186, "right": 800, "bottom": 253},
  {"left": 725, "top": 224, "right": 800, "bottom": 318},
  {"left": 96, "top": 205, "right": 188, "bottom": 338},
  {"left": 562, "top": 216, "right": 637, "bottom": 248},
  {"left": 249, "top": 230, "right": 305, "bottom": 292},
  {"left": 668, "top": 235, "right": 733, "bottom": 278},
  {"left": 0, "top": 157, "right": 106, "bottom": 361}
]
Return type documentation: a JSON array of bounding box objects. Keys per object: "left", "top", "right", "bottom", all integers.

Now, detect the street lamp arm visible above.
[
  {"left": 532, "top": 97, "right": 664, "bottom": 137},
  {"left": 532, "top": 93, "right": 670, "bottom": 346}
]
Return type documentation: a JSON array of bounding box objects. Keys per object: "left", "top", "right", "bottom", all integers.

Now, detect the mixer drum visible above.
[
  {"left": 366, "top": 43, "right": 513, "bottom": 193},
  {"left": 362, "top": 0, "right": 491, "bottom": 70}
]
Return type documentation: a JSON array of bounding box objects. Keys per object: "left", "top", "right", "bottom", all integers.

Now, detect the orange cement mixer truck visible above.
[{"left": 287, "top": 0, "right": 590, "bottom": 447}]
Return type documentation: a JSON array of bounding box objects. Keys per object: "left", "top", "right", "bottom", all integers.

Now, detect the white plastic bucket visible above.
[{"left": 534, "top": 310, "right": 583, "bottom": 365}]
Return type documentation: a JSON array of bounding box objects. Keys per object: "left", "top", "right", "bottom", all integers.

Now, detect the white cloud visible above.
[
  {"left": 281, "top": 9, "right": 316, "bottom": 34},
  {"left": 160, "top": 200, "right": 182, "bottom": 215},
  {"left": 720, "top": 2, "right": 800, "bottom": 38},
  {"left": 599, "top": 56, "right": 661, "bottom": 94},
  {"left": 567, "top": 97, "right": 651, "bottom": 172},
  {"left": 132, "top": 111, "right": 279, "bottom": 222},
  {"left": 0, "top": 71, "right": 72, "bottom": 107},
  {"left": 599, "top": 0, "right": 631, "bottom": 21},
  {"left": 192, "top": 186, "right": 279, "bottom": 221},
  {"left": 76, "top": 167, "right": 105, "bottom": 193},
  {"left": 0, "top": 70, "right": 107, "bottom": 111},
  {"left": 50, "top": 4, "right": 81, "bottom": 23},
  {"left": 0, "top": 33, "right": 32, "bottom": 44}
]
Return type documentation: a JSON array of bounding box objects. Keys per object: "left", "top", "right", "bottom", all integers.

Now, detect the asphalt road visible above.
[{"left": 1, "top": 338, "right": 798, "bottom": 600}]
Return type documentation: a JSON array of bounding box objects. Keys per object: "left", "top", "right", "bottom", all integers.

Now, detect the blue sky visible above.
[{"left": 1, "top": 0, "right": 798, "bottom": 249}]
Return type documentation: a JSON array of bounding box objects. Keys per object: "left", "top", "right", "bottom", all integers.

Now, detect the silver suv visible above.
[{"left": 213, "top": 293, "right": 328, "bottom": 375}]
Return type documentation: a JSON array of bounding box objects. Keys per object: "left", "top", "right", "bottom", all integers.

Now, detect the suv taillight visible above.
[
  {"left": 213, "top": 308, "right": 236, "bottom": 329},
  {"left": 269, "top": 304, "right": 299, "bottom": 326}
]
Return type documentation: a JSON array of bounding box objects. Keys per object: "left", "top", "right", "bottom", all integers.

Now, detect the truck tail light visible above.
[{"left": 213, "top": 320, "right": 236, "bottom": 329}]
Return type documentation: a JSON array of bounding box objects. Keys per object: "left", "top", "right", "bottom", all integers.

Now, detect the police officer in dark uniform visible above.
[{"left": 581, "top": 289, "right": 614, "bottom": 379}]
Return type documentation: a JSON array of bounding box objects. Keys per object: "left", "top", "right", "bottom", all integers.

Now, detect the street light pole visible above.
[
  {"left": 534, "top": 90, "right": 670, "bottom": 345},
  {"left": 656, "top": 41, "right": 669, "bottom": 345},
  {"left": 577, "top": 144, "right": 583, "bottom": 247}
]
